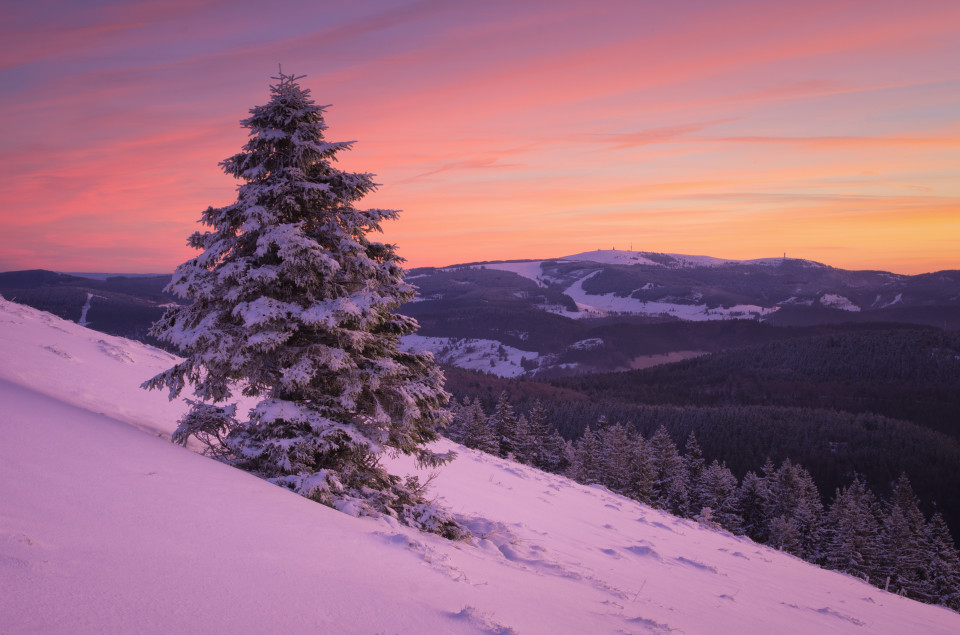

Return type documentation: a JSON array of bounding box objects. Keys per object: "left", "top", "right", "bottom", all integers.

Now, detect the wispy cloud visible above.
[{"left": 2, "top": 0, "right": 958, "bottom": 273}]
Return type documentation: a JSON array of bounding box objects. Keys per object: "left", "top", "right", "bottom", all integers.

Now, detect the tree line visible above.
[
  {"left": 446, "top": 369, "right": 960, "bottom": 542},
  {"left": 446, "top": 393, "right": 960, "bottom": 611}
]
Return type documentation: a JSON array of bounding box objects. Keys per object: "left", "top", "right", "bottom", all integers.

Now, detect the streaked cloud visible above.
[{"left": 0, "top": 0, "right": 958, "bottom": 274}]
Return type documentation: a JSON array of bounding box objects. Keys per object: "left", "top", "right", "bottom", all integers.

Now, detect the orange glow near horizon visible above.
[{"left": 1, "top": 0, "right": 958, "bottom": 275}]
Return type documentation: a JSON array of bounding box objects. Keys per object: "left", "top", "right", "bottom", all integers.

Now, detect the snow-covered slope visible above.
[
  {"left": 2, "top": 297, "right": 959, "bottom": 634},
  {"left": 558, "top": 249, "right": 824, "bottom": 269},
  {"left": 401, "top": 334, "right": 538, "bottom": 378},
  {"left": 559, "top": 270, "right": 779, "bottom": 321}
]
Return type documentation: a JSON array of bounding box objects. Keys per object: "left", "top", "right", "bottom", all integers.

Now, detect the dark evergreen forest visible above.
[{"left": 556, "top": 329, "right": 960, "bottom": 437}]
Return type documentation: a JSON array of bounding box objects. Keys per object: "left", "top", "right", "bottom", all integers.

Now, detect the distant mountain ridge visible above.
[
  {"left": 0, "top": 269, "right": 179, "bottom": 345},
  {"left": 401, "top": 249, "right": 960, "bottom": 377},
  {"left": 2, "top": 249, "right": 958, "bottom": 376}
]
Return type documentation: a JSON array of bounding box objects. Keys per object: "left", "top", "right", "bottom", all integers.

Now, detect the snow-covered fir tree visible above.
[
  {"left": 696, "top": 460, "right": 742, "bottom": 532},
  {"left": 517, "top": 401, "right": 550, "bottom": 469},
  {"left": 682, "top": 431, "right": 706, "bottom": 515},
  {"left": 568, "top": 424, "right": 602, "bottom": 484},
  {"left": 598, "top": 423, "right": 635, "bottom": 494},
  {"left": 144, "top": 72, "right": 461, "bottom": 536},
  {"left": 648, "top": 425, "right": 689, "bottom": 516},
  {"left": 763, "top": 460, "right": 823, "bottom": 560},
  {"left": 489, "top": 391, "right": 520, "bottom": 459},
  {"left": 881, "top": 473, "right": 931, "bottom": 599},
  {"left": 824, "top": 477, "right": 883, "bottom": 583},
  {"left": 627, "top": 432, "right": 656, "bottom": 505},
  {"left": 925, "top": 512, "right": 960, "bottom": 610}
]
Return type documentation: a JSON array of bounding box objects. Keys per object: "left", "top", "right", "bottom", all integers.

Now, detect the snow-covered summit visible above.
[
  {"left": 2, "top": 297, "right": 959, "bottom": 633},
  {"left": 445, "top": 249, "right": 827, "bottom": 274},
  {"left": 557, "top": 248, "right": 827, "bottom": 269}
]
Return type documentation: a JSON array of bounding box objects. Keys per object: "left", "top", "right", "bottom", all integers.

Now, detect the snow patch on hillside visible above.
[
  {"left": 562, "top": 272, "right": 779, "bottom": 321},
  {"left": 568, "top": 337, "right": 604, "bottom": 350},
  {"left": 874, "top": 293, "right": 903, "bottom": 309},
  {"left": 779, "top": 296, "right": 815, "bottom": 307},
  {"left": 438, "top": 262, "right": 547, "bottom": 287},
  {"left": 820, "top": 294, "right": 861, "bottom": 312},
  {"left": 556, "top": 249, "right": 826, "bottom": 269},
  {"left": 77, "top": 292, "right": 103, "bottom": 326},
  {"left": 560, "top": 249, "right": 662, "bottom": 266},
  {"left": 401, "top": 334, "right": 538, "bottom": 377},
  {"left": 480, "top": 261, "right": 547, "bottom": 287}
]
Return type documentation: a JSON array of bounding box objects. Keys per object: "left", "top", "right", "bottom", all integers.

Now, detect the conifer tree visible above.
[
  {"left": 144, "top": 73, "right": 458, "bottom": 534},
  {"left": 737, "top": 471, "right": 770, "bottom": 542},
  {"left": 683, "top": 431, "right": 706, "bottom": 515},
  {"left": 924, "top": 513, "right": 960, "bottom": 610},
  {"left": 881, "top": 473, "right": 931, "bottom": 599},
  {"left": 823, "top": 477, "right": 883, "bottom": 583},
  {"left": 539, "top": 428, "right": 569, "bottom": 474},
  {"left": 444, "top": 397, "right": 468, "bottom": 444},
  {"left": 512, "top": 414, "right": 533, "bottom": 464},
  {"left": 648, "top": 425, "right": 689, "bottom": 515},
  {"left": 697, "top": 460, "right": 742, "bottom": 533},
  {"left": 627, "top": 432, "right": 656, "bottom": 505},
  {"left": 524, "top": 400, "right": 550, "bottom": 468},
  {"left": 763, "top": 460, "right": 823, "bottom": 560},
  {"left": 490, "top": 391, "right": 520, "bottom": 459},
  {"left": 598, "top": 423, "right": 635, "bottom": 494},
  {"left": 468, "top": 400, "right": 500, "bottom": 455},
  {"left": 568, "top": 425, "right": 602, "bottom": 484}
]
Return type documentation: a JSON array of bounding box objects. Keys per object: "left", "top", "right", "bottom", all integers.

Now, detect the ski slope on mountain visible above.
[
  {"left": 2, "top": 296, "right": 959, "bottom": 634},
  {"left": 560, "top": 271, "right": 779, "bottom": 321}
]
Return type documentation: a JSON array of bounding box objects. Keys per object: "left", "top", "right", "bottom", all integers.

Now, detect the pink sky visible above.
[{"left": 1, "top": 0, "right": 958, "bottom": 274}]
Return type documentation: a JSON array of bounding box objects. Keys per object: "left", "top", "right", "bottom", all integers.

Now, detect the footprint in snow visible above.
[
  {"left": 811, "top": 606, "right": 866, "bottom": 626},
  {"left": 42, "top": 345, "right": 72, "bottom": 359},
  {"left": 624, "top": 545, "right": 661, "bottom": 561},
  {"left": 625, "top": 615, "right": 674, "bottom": 633},
  {"left": 97, "top": 340, "right": 135, "bottom": 363},
  {"left": 450, "top": 606, "right": 518, "bottom": 635},
  {"left": 674, "top": 556, "right": 718, "bottom": 573}
]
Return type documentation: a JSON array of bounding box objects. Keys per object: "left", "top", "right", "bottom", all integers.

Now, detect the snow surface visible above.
[
  {"left": 875, "top": 293, "right": 904, "bottom": 309},
  {"left": 557, "top": 249, "right": 813, "bottom": 269},
  {"left": 562, "top": 271, "right": 780, "bottom": 321},
  {"left": 819, "top": 294, "right": 861, "bottom": 312},
  {"left": 447, "top": 249, "right": 807, "bottom": 272},
  {"left": 479, "top": 261, "right": 548, "bottom": 287},
  {"left": 401, "top": 334, "right": 537, "bottom": 378},
  {"left": 2, "top": 296, "right": 959, "bottom": 634},
  {"left": 559, "top": 250, "right": 664, "bottom": 266},
  {"left": 77, "top": 292, "right": 102, "bottom": 327}
]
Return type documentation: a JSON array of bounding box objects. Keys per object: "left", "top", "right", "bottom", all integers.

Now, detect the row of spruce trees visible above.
[{"left": 446, "top": 393, "right": 960, "bottom": 611}]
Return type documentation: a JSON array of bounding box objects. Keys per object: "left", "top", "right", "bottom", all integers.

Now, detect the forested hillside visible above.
[
  {"left": 556, "top": 329, "right": 960, "bottom": 437},
  {"left": 442, "top": 393, "right": 960, "bottom": 609},
  {"left": 444, "top": 343, "right": 960, "bottom": 548}
]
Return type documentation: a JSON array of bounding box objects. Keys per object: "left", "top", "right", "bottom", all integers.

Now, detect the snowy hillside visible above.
[
  {"left": 401, "top": 334, "right": 538, "bottom": 378},
  {"left": 2, "top": 297, "right": 959, "bottom": 634},
  {"left": 399, "top": 250, "right": 960, "bottom": 378}
]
